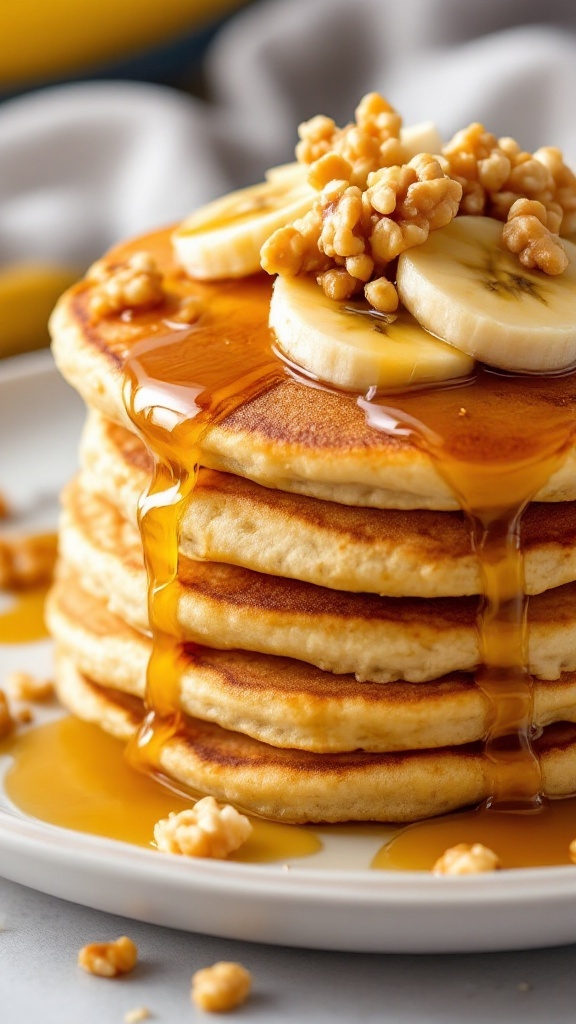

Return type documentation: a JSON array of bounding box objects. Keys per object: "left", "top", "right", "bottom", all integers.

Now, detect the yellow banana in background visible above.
[
  {"left": 0, "top": 263, "right": 79, "bottom": 359},
  {"left": 0, "top": 0, "right": 247, "bottom": 87}
]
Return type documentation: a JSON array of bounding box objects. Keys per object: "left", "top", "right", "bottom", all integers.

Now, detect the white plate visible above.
[{"left": 2, "top": 352, "right": 576, "bottom": 954}]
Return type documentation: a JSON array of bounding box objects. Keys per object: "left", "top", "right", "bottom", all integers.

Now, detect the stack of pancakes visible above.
[{"left": 47, "top": 232, "right": 576, "bottom": 823}]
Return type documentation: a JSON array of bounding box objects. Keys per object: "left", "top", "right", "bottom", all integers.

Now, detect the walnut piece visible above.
[
  {"left": 262, "top": 100, "right": 576, "bottom": 307},
  {"left": 123, "top": 1008, "right": 151, "bottom": 1023},
  {"left": 262, "top": 140, "right": 461, "bottom": 313},
  {"left": 0, "top": 493, "right": 10, "bottom": 519},
  {"left": 88, "top": 252, "right": 165, "bottom": 319},
  {"left": 191, "top": 962, "right": 252, "bottom": 1013},
  {"left": 296, "top": 93, "right": 404, "bottom": 190},
  {"left": 441, "top": 123, "right": 576, "bottom": 264},
  {"left": 432, "top": 842, "right": 502, "bottom": 875},
  {"left": 568, "top": 838, "right": 576, "bottom": 864},
  {"left": 261, "top": 94, "right": 462, "bottom": 312},
  {"left": 0, "top": 533, "right": 57, "bottom": 590},
  {"left": 77, "top": 936, "right": 138, "bottom": 978},
  {"left": 153, "top": 797, "right": 252, "bottom": 859},
  {"left": 6, "top": 670, "right": 54, "bottom": 703},
  {"left": 503, "top": 198, "right": 568, "bottom": 275}
]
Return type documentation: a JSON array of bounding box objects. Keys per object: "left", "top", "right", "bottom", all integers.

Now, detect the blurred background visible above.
[{"left": 1, "top": 0, "right": 576, "bottom": 360}]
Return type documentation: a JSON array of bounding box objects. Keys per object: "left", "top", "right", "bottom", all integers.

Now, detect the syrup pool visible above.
[{"left": 13, "top": 226, "right": 576, "bottom": 870}]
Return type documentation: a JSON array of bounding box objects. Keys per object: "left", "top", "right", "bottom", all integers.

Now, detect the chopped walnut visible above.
[
  {"left": 88, "top": 252, "right": 165, "bottom": 319},
  {"left": 262, "top": 140, "right": 461, "bottom": 312},
  {"left": 6, "top": 671, "right": 54, "bottom": 703},
  {"left": 441, "top": 123, "right": 576, "bottom": 263},
  {"left": 0, "top": 690, "right": 14, "bottom": 739},
  {"left": 153, "top": 797, "right": 252, "bottom": 859},
  {"left": 0, "top": 493, "right": 9, "bottom": 520},
  {"left": 123, "top": 1008, "right": 151, "bottom": 1023},
  {"left": 263, "top": 96, "right": 576, "bottom": 313},
  {"left": 433, "top": 842, "right": 502, "bottom": 875},
  {"left": 297, "top": 93, "right": 405, "bottom": 190},
  {"left": 262, "top": 95, "right": 461, "bottom": 312},
  {"left": 0, "top": 533, "right": 57, "bottom": 590},
  {"left": 568, "top": 838, "right": 576, "bottom": 864},
  {"left": 503, "top": 198, "right": 568, "bottom": 275},
  {"left": 191, "top": 962, "right": 252, "bottom": 1013},
  {"left": 77, "top": 936, "right": 138, "bottom": 978}
]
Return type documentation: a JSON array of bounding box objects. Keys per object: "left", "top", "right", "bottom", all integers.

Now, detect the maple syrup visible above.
[
  {"left": 0, "top": 583, "right": 50, "bottom": 643},
  {"left": 107, "top": 229, "right": 576, "bottom": 867},
  {"left": 3, "top": 225, "right": 569, "bottom": 870},
  {"left": 0, "top": 716, "right": 321, "bottom": 862}
]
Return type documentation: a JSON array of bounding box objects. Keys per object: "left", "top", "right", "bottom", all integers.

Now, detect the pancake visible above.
[
  {"left": 80, "top": 410, "right": 576, "bottom": 598},
  {"left": 50, "top": 229, "right": 576, "bottom": 511},
  {"left": 54, "top": 648, "right": 576, "bottom": 823},
  {"left": 47, "top": 576, "right": 576, "bottom": 753},
  {"left": 59, "top": 477, "right": 576, "bottom": 684}
]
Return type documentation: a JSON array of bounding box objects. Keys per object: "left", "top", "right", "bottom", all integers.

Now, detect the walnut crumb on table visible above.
[
  {"left": 6, "top": 670, "right": 54, "bottom": 703},
  {"left": 191, "top": 962, "right": 252, "bottom": 1013},
  {"left": 77, "top": 936, "right": 138, "bottom": 977},
  {"left": 123, "top": 1008, "right": 151, "bottom": 1023},
  {"left": 0, "top": 532, "right": 57, "bottom": 589},
  {"left": 154, "top": 796, "right": 252, "bottom": 859},
  {"left": 432, "top": 842, "right": 501, "bottom": 875}
]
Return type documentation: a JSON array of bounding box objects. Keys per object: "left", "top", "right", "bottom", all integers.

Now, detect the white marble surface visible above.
[{"left": 2, "top": 872, "right": 576, "bottom": 1023}]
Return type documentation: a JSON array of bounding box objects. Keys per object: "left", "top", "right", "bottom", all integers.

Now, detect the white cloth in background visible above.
[{"left": 1, "top": 0, "right": 576, "bottom": 268}]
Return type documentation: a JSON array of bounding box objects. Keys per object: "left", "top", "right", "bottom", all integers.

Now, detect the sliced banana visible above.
[
  {"left": 399, "top": 121, "right": 443, "bottom": 159},
  {"left": 265, "top": 161, "right": 307, "bottom": 182},
  {"left": 270, "top": 273, "right": 474, "bottom": 391},
  {"left": 397, "top": 216, "right": 576, "bottom": 373},
  {"left": 173, "top": 177, "right": 315, "bottom": 280}
]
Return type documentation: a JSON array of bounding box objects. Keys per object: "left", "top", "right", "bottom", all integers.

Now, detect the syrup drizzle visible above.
[
  {"left": 121, "top": 277, "right": 283, "bottom": 780},
  {"left": 90, "top": 230, "right": 576, "bottom": 866}
]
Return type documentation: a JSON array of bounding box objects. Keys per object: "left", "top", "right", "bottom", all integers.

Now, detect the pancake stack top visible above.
[{"left": 48, "top": 95, "right": 576, "bottom": 824}]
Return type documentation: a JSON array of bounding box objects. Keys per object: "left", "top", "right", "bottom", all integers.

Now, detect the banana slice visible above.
[
  {"left": 397, "top": 216, "right": 576, "bottom": 373},
  {"left": 400, "top": 121, "right": 443, "bottom": 158},
  {"left": 270, "top": 274, "right": 474, "bottom": 391},
  {"left": 265, "top": 161, "right": 307, "bottom": 182},
  {"left": 173, "top": 177, "right": 315, "bottom": 280},
  {"left": 0, "top": 262, "right": 78, "bottom": 358}
]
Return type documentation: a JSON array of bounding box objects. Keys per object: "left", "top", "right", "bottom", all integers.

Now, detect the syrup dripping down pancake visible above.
[
  {"left": 59, "top": 477, "right": 576, "bottom": 685},
  {"left": 50, "top": 229, "right": 576, "bottom": 512},
  {"left": 54, "top": 649, "right": 576, "bottom": 824},
  {"left": 80, "top": 410, "right": 576, "bottom": 599},
  {"left": 47, "top": 577, "right": 576, "bottom": 754}
]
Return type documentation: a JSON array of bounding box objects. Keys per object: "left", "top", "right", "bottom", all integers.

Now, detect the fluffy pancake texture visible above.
[
  {"left": 53, "top": 650, "right": 576, "bottom": 823},
  {"left": 47, "top": 225, "right": 576, "bottom": 825},
  {"left": 47, "top": 577, "right": 576, "bottom": 753},
  {"left": 79, "top": 411, "right": 576, "bottom": 598},
  {"left": 59, "top": 477, "right": 576, "bottom": 684}
]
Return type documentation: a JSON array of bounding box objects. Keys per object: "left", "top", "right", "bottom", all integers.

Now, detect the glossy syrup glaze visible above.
[
  {"left": 7, "top": 226, "right": 576, "bottom": 869},
  {"left": 115, "top": 230, "right": 576, "bottom": 867}
]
